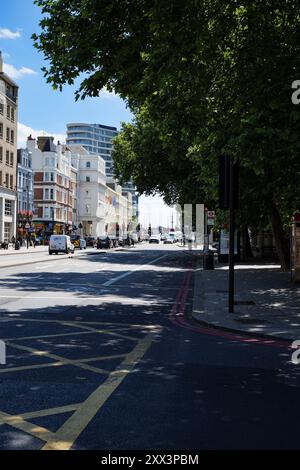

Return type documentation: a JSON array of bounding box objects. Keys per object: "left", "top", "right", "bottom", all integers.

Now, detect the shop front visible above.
[{"left": 32, "top": 221, "right": 73, "bottom": 244}]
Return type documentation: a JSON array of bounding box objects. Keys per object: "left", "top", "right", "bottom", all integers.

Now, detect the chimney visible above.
[
  {"left": 0, "top": 51, "right": 3, "bottom": 73},
  {"left": 27, "top": 135, "right": 36, "bottom": 152}
]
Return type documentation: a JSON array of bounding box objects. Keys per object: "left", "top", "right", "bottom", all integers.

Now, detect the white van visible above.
[{"left": 49, "top": 235, "right": 75, "bottom": 255}]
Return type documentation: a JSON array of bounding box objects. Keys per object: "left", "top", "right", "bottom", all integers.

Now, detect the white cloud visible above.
[
  {"left": 3, "top": 63, "right": 37, "bottom": 80},
  {"left": 0, "top": 28, "right": 21, "bottom": 40},
  {"left": 18, "top": 123, "right": 66, "bottom": 148}
]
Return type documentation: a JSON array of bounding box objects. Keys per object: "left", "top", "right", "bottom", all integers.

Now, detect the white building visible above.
[
  {"left": 105, "top": 179, "right": 132, "bottom": 238},
  {"left": 67, "top": 145, "right": 106, "bottom": 237}
]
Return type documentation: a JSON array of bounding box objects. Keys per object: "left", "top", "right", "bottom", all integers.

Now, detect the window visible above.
[
  {"left": 0, "top": 171, "right": 2, "bottom": 185},
  {"left": 44, "top": 172, "right": 49, "bottom": 182},
  {"left": 6, "top": 150, "right": 9, "bottom": 165},
  {"left": 10, "top": 130, "right": 14, "bottom": 145},
  {"left": 0, "top": 99, "right": 3, "bottom": 115},
  {"left": 5, "top": 200, "right": 12, "bottom": 216},
  {"left": 50, "top": 188, "right": 54, "bottom": 200},
  {"left": 44, "top": 188, "right": 49, "bottom": 199},
  {"left": 86, "top": 176, "right": 90, "bottom": 182},
  {"left": 0, "top": 123, "right": 3, "bottom": 138},
  {"left": 86, "top": 161, "right": 91, "bottom": 168},
  {"left": 44, "top": 207, "right": 50, "bottom": 218},
  {"left": 6, "top": 127, "right": 10, "bottom": 142},
  {"left": 10, "top": 152, "right": 14, "bottom": 167},
  {"left": 5, "top": 174, "right": 9, "bottom": 187},
  {"left": 7, "top": 105, "right": 10, "bottom": 120},
  {"left": 10, "top": 175, "right": 13, "bottom": 189},
  {"left": 11, "top": 108, "right": 15, "bottom": 122},
  {"left": 0, "top": 147, "right": 2, "bottom": 163}
]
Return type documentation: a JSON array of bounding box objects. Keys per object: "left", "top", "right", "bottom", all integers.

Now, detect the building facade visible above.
[
  {"left": 105, "top": 179, "right": 132, "bottom": 238},
  {"left": 68, "top": 145, "right": 107, "bottom": 237},
  {"left": 66, "top": 122, "right": 138, "bottom": 218},
  {"left": 0, "top": 51, "right": 18, "bottom": 243},
  {"left": 17, "top": 148, "right": 34, "bottom": 240},
  {"left": 66, "top": 123, "right": 117, "bottom": 178},
  {"left": 28, "top": 136, "right": 73, "bottom": 239}
]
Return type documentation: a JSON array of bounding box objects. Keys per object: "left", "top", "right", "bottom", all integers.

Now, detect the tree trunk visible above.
[{"left": 269, "top": 203, "right": 290, "bottom": 271}]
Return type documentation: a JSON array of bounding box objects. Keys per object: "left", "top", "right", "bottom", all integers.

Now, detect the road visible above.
[{"left": 0, "top": 243, "right": 298, "bottom": 450}]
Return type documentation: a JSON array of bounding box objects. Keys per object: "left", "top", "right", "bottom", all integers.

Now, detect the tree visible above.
[{"left": 33, "top": 0, "right": 300, "bottom": 269}]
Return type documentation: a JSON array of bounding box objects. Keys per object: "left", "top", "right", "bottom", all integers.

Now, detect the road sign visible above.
[{"left": 207, "top": 211, "right": 215, "bottom": 226}]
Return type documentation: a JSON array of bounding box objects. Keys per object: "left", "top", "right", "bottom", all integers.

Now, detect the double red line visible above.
[{"left": 170, "top": 267, "right": 291, "bottom": 350}]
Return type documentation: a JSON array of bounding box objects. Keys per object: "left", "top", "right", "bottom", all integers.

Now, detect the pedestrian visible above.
[
  {"left": 11, "top": 235, "right": 15, "bottom": 245},
  {"left": 26, "top": 235, "right": 30, "bottom": 249}
]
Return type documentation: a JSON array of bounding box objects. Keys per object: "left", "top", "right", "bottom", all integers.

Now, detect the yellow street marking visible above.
[
  {"left": 20, "top": 403, "right": 82, "bottom": 420},
  {"left": 0, "top": 353, "right": 127, "bottom": 375},
  {"left": 3, "top": 330, "right": 94, "bottom": 342},
  {"left": 41, "top": 334, "right": 154, "bottom": 450},
  {"left": 0, "top": 411, "right": 54, "bottom": 441},
  {"left": 0, "top": 317, "right": 148, "bottom": 329},
  {"left": 0, "top": 361, "right": 64, "bottom": 374},
  {"left": 64, "top": 322, "right": 138, "bottom": 342},
  {"left": 6, "top": 342, "right": 110, "bottom": 376}
]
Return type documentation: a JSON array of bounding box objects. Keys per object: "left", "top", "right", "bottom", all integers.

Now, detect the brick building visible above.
[{"left": 27, "top": 135, "right": 73, "bottom": 240}]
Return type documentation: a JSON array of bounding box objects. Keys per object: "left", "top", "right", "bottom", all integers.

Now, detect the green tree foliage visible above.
[{"left": 33, "top": 0, "right": 300, "bottom": 269}]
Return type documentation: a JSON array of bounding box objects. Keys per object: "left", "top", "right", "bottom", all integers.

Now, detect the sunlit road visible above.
[{"left": 0, "top": 243, "right": 298, "bottom": 450}]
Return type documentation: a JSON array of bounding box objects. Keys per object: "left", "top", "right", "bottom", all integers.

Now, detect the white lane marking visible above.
[{"left": 102, "top": 254, "right": 168, "bottom": 287}]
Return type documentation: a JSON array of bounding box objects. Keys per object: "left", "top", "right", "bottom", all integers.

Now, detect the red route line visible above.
[{"left": 169, "top": 267, "right": 291, "bottom": 350}]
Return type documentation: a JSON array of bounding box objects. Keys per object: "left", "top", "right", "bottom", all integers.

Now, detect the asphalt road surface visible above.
[{"left": 0, "top": 243, "right": 298, "bottom": 450}]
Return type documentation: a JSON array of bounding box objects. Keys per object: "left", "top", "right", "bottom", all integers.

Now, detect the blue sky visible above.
[
  {"left": 0, "top": 0, "right": 176, "bottom": 227},
  {"left": 0, "top": 0, "right": 133, "bottom": 142}
]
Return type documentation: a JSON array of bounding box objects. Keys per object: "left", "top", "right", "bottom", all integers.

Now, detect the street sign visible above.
[{"left": 207, "top": 211, "right": 215, "bottom": 226}]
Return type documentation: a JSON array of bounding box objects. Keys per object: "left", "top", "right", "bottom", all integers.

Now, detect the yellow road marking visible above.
[
  {"left": 6, "top": 342, "right": 110, "bottom": 376},
  {"left": 0, "top": 353, "right": 127, "bottom": 375},
  {"left": 0, "top": 411, "right": 54, "bottom": 441},
  {"left": 20, "top": 403, "right": 82, "bottom": 420},
  {"left": 64, "top": 322, "right": 139, "bottom": 342},
  {"left": 41, "top": 334, "right": 154, "bottom": 450},
  {"left": 3, "top": 330, "right": 94, "bottom": 342},
  {"left": 0, "top": 317, "right": 150, "bottom": 329}
]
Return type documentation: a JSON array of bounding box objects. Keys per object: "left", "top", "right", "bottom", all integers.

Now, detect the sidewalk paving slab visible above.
[{"left": 192, "top": 261, "right": 300, "bottom": 342}]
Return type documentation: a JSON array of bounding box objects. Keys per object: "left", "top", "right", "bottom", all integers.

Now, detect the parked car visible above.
[
  {"left": 85, "top": 236, "right": 96, "bottom": 247},
  {"left": 96, "top": 236, "right": 113, "bottom": 249},
  {"left": 149, "top": 236, "right": 160, "bottom": 244},
  {"left": 164, "top": 237, "right": 175, "bottom": 244},
  {"left": 49, "top": 235, "right": 75, "bottom": 255}
]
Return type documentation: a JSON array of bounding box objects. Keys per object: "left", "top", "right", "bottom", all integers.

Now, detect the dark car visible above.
[
  {"left": 85, "top": 236, "right": 96, "bottom": 247},
  {"left": 96, "top": 236, "right": 113, "bottom": 249}
]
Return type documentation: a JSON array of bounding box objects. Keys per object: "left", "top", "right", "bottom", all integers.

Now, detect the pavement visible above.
[
  {"left": 193, "top": 259, "right": 300, "bottom": 341},
  {"left": 0, "top": 244, "right": 299, "bottom": 450}
]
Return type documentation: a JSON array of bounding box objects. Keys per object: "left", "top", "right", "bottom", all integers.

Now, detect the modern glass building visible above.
[
  {"left": 66, "top": 123, "right": 118, "bottom": 178},
  {"left": 66, "top": 123, "right": 139, "bottom": 219}
]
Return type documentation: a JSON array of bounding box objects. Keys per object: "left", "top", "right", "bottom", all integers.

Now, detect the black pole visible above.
[{"left": 228, "top": 155, "right": 235, "bottom": 313}]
